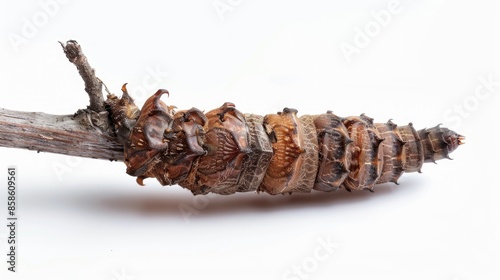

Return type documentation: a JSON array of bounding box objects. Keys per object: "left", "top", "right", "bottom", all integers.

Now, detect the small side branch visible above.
[{"left": 59, "top": 40, "right": 105, "bottom": 113}]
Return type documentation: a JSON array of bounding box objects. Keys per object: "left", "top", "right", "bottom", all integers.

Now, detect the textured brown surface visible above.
[
  {"left": 238, "top": 114, "right": 273, "bottom": 192},
  {"left": 260, "top": 108, "right": 319, "bottom": 194},
  {"left": 108, "top": 89, "right": 464, "bottom": 195},
  {"left": 184, "top": 102, "right": 250, "bottom": 195},
  {"left": 374, "top": 121, "right": 405, "bottom": 184},
  {"left": 312, "top": 112, "right": 351, "bottom": 192}
]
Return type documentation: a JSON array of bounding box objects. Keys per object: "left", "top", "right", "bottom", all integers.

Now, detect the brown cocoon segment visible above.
[
  {"left": 342, "top": 115, "right": 384, "bottom": 191},
  {"left": 237, "top": 114, "right": 273, "bottom": 192},
  {"left": 157, "top": 108, "right": 207, "bottom": 185},
  {"left": 123, "top": 89, "right": 173, "bottom": 183},
  {"left": 397, "top": 123, "right": 424, "bottom": 173},
  {"left": 374, "top": 120, "right": 405, "bottom": 184},
  {"left": 180, "top": 102, "right": 250, "bottom": 195},
  {"left": 418, "top": 125, "right": 460, "bottom": 163},
  {"left": 259, "top": 108, "right": 318, "bottom": 194},
  {"left": 108, "top": 88, "right": 464, "bottom": 195},
  {"left": 311, "top": 112, "right": 352, "bottom": 192}
]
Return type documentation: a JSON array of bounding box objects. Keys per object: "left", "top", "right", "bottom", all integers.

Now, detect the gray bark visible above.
[
  {"left": 0, "top": 108, "right": 123, "bottom": 161},
  {"left": 59, "top": 40, "right": 105, "bottom": 113}
]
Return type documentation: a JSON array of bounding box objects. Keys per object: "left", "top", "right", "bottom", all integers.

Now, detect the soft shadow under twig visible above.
[{"left": 70, "top": 177, "right": 425, "bottom": 217}]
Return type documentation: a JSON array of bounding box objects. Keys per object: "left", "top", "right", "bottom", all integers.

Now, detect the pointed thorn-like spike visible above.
[
  {"left": 153, "top": 88, "right": 170, "bottom": 98},
  {"left": 120, "top": 83, "right": 134, "bottom": 100},
  {"left": 136, "top": 176, "right": 146, "bottom": 186},
  {"left": 121, "top": 83, "right": 128, "bottom": 93}
]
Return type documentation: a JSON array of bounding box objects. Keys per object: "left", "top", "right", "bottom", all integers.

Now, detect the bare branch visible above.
[
  {"left": 0, "top": 40, "right": 123, "bottom": 160},
  {"left": 0, "top": 108, "right": 123, "bottom": 161},
  {"left": 59, "top": 40, "right": 105, "bottom": 112}
]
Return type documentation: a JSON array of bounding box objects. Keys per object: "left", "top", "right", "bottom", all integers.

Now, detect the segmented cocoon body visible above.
[{"left": 107, "top": 85, "right": 464, "bottom": 195}]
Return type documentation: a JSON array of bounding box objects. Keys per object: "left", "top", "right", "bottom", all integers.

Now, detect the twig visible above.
[
  {"left": 59, "top": 40, "right": 105, "bottom": 113},
  {"left": 0, "top": 40, "right": 124, "bottom": 160},
  {"left": 0, "top": 108, "right": 123, "bottom": 161}
]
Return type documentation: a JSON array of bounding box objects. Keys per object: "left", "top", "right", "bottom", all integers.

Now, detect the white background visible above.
[{"left": 1, "top": 1, "right": 499, "bottom": 279}]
